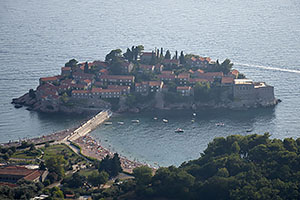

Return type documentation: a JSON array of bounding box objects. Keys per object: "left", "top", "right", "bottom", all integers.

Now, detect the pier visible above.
[{"left": 66, "top": 109, "right": 111, "bottom": 142}]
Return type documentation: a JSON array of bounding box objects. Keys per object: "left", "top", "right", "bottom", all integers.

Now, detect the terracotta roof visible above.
[
  {"left": 198, "top": 72, "right": 223, "bottom": 77},
  {"left": 158, "top": 74, "right": 176, "bottom": 79},
  {"left": 163, "top": 59, "right": 179, "bottom": 64},
  {"left": 196, "top": 69, "right": 204, "bottom": 73},
  {"left": 91, "top": 88, "right": 122, "bottom": 93},
  {"left": 149, "top": 81, "right": 162, "bottom": 87},
  {"left": 107, "top": 85, "right": 130, "bottom": 90},
  {"left": 135, "top": 83, "right": 141, "bottom": 87},
  {"left": 72, "top": 90, "right": 89, "bottom": 94},
  {"left": 189, "top": 78, "right": 210, "bottom": 83},
  {"left": 0, "top": 182, "right": 17, "bottom": 187},
  {"left": 142, "top": 52, "right": 154, "bottom": 56},
  {"left": 221, "top": 77, "right": 234, "bottom": 84},
  {"left": 231, "top": 69, "right": 239, "bottom": 76},
  {"left": 177, "top": 86, "right": 191, "bottom": 90},
  {"left": 83, "top": 79, "right": 92, "bottom": 84},
  {"left": 177, "top": 73, "right": 190, "bottom": 79},
  {"left": 93, "top": 61, "right": 108, "bottom": 68},
  {"left": 23, "top": 170, "right": 43, "bottom": 181},
  {"left": 40, "top": 76, "right": 58, "bottom": 81},
  {"left": 61, "top": 67, "right": 71, "bottom": 71},
  {"left": 161, "top": 71, "right": 174, "bottom": 75},
  {"left": 100, "top": 75, "right": 134, "bottom": 80},
  {"left": 0, "top": 166, "right": 34, "bottom": 176}
]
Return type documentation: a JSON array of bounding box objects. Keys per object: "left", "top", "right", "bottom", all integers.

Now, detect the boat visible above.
[
  {"left": 246, "top": 128, "right": 253, "bottom": 132},
  {"left": 191, "top": 119, "right": 195, "bottom": 123},
  {"left": 215, "top": 122, "right": 225, "bottom": 126},
  {"left": 162, "top": 119, "right": 168, "bottom": 123},
  {"left": 175, "top": 128, "right": 184, "bottom": 133},
  {"left": 117, "top": 121, "right": 124, "bottom": 125},
  {"left": 193, "top": 113, "right": 196, "bottom": 116},
  {"left": 104, "top": 122, "right": 113, "bottom": 125},
  {"left": 131, "top": 119, "right": 140, "bottom": 123},
  {"left": 153, "top": 117, "right": 158, "bottom": 120}
]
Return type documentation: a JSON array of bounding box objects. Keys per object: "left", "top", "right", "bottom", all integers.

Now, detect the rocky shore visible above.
[{"left": 12, "top": 90, "right": 279, "bottom": 115}]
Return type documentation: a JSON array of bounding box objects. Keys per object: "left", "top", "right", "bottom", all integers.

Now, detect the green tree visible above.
[
  {"left": 65, "top": 59, "right": 78, "bottom": 68},
  {"left": 45, "top": 155, "right": 66, "bottom": 179},
  {"left": 29, "top": 89, "right": 36, "bottom": 98},
  {"left": 165, "top": 50, "right": 171, "bottom": 59},
  {"left": 179, "top": 51, "right": 185, "bottom": 64},
  {"left": 133, "top": 166, "right": 153, "bottom": 185}
]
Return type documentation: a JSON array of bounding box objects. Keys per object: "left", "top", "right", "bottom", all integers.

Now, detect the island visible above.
[{"left": 12, "top": 45, "right": 278, "bottom": 114}]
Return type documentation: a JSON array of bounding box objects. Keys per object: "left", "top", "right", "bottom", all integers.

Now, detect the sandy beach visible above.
[{"left": 74, "top": 134, "right": 146, "bottom": 173}]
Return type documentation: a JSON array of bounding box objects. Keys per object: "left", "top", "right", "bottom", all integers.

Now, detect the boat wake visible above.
[{"left": 236, "top": 63, "right": 300, "bottom": 74}]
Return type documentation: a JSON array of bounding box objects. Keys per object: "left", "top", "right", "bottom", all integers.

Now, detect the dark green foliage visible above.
[
  {"left": 110, "top": 134, "right": 300, "bottom": 200},
  {"left": 210, "top": 59, "right": 233, "bottom": 74},
  {"left": 98, "top": 153, "right": 122, "bottom": 177},
  {"left": 179, "top": 51, "right": 185, "bottom": 64},
  {"left": 29, "top": 89, "right": 36, "bottom": 98},
  {"left": 84, "top": 61, "right": 89, "bottom": 73},
  {"left": 165, "top": 50, "right": 171, "bottom": 59},
  {"left": 65, "top": 58, "right": 78, "bottom": 68},
  {"left": 0, "top": 181, "right": 44, "bottom": 200},
  {"left": 87, "top": 171, "right": 109, "bottom": 187}
]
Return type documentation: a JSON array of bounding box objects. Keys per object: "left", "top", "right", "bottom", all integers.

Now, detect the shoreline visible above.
[{"left": 1, "top": 111, "right": 151, "bottom": 173}]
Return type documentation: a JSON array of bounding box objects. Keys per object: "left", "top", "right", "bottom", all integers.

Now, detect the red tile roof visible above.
[
  {"left": 61, "top": 67, "right": 71, "bottom": 71},
  {"left": 100, "top": 75, "right": 134, "bottom": 81},
  {"left": 221, "top": 77, "right": 234, "bottom": 84},
  {"left": 149, "top": 81, "right": 162, "bottom": 87},
  {"left": 40, "top": 76, "right": 58, "bottom": 82},
  {"left": 72, "top": 90, "right": 89, "bottom": 94},
  {"left": 177, "top": 73, "right": 190, "bottom": 79},
  {"left": 177, "top": 86, "right": 191, "bottom": 90},
  {"left": 91, "top": 88, "right": 122, "bottom": 93}
]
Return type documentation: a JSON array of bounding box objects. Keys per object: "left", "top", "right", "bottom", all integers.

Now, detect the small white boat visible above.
[
  {"left": 193, "top": 113, "right": 196, "bottom": 116},
  {"left": 153, "top": 117, "right": 158, "bottom": 120},
  {"left": 191, "top": 119, "right": 195, "bottom": 123},
  {"left": 215, "top": 122, "right": 225, "bottom": 126},
  {"left": 104, "top": 122, "right": 113, "bottom": 125},
  {"left": 246, "top": 128, "right": 253, "bottom": 132},
  {"left": 117, "top": 121, "right": 124, "bottom": 125},
  {"left": 163, "top": 119, "right": 168, "bottom": 123},
  {"left": 175, "top": 128, "right": 184, "bottom": 133},
  {"left": 131, "top": 119, "right": 140, "bottom": 123}
]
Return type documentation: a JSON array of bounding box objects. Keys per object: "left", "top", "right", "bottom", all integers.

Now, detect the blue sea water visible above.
[{"left": 0, "top": 0, "right": 299, "bottom": 166}]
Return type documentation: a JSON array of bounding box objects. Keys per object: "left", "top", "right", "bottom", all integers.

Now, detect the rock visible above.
[{"left": 14, "top": 104, "right": 22, "bottom": 108}]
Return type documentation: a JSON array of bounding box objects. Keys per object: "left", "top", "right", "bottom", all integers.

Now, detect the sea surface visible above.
[{"left": 0, "top": 0, "right": 299, "bottom": 166}]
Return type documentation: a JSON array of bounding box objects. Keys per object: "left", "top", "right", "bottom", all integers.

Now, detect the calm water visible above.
[{"left": 0, "top": 0, "right": 299, "bottom": 166}]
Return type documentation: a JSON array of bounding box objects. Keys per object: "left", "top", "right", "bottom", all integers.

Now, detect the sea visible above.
[{"left": 0, "top": 0, "right": 299, "bottom": 166}]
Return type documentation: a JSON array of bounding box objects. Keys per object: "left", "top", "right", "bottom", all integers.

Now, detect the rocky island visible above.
[{"left": 12, "top": 46, "right": 278, "bottom": 114}]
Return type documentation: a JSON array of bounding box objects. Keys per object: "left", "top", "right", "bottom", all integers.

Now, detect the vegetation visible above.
[
  {"left": 96, "top": 153, "right": 122, "bottom": 178},
  {"left": 0, "top": 180, "right": 44, "bottom": 200},
  {"left": 101, "top": 133, "right": 300, "bottom": 200}
]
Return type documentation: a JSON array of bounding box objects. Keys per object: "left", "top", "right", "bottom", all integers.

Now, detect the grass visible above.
[
  {"left": 42, "top": 144, "right": 85, "bottom": 164},
  {"left": 11, "top": 149, "right": 41, "bottom": 159},
  {"left": 78, "top": 168, "right": 98, "bottom": 177}
]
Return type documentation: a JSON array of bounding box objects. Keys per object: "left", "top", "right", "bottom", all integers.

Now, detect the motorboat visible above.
[
  {"left": 191, "top": 119, "right": 195, "bottom": 123},
  {"left": 246, "top": 128, "right": 253, "bottom": 132},
  {"left": 131, "top": 119, "right": 140, "bottom": 123},
  {"left": 193, "top": 113, "right": 196, "bottom": 116},
  {"left": 163, "top": 119, "right": 168, "bottom": 123},
  {"left": 117, "top": 121, "right": 124, "bottom": 125},
  {"left": 153, "top": 117, "right": 158, "bottom": 120},
  {"left": 175, "top": 128, "right": 184, "bottom": 133},
  {"left": 215, "top": 122, "right": 225, "bottom": 126},
  {"left": 104, "top": 122, "right": 113, "bottom": 125}
]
